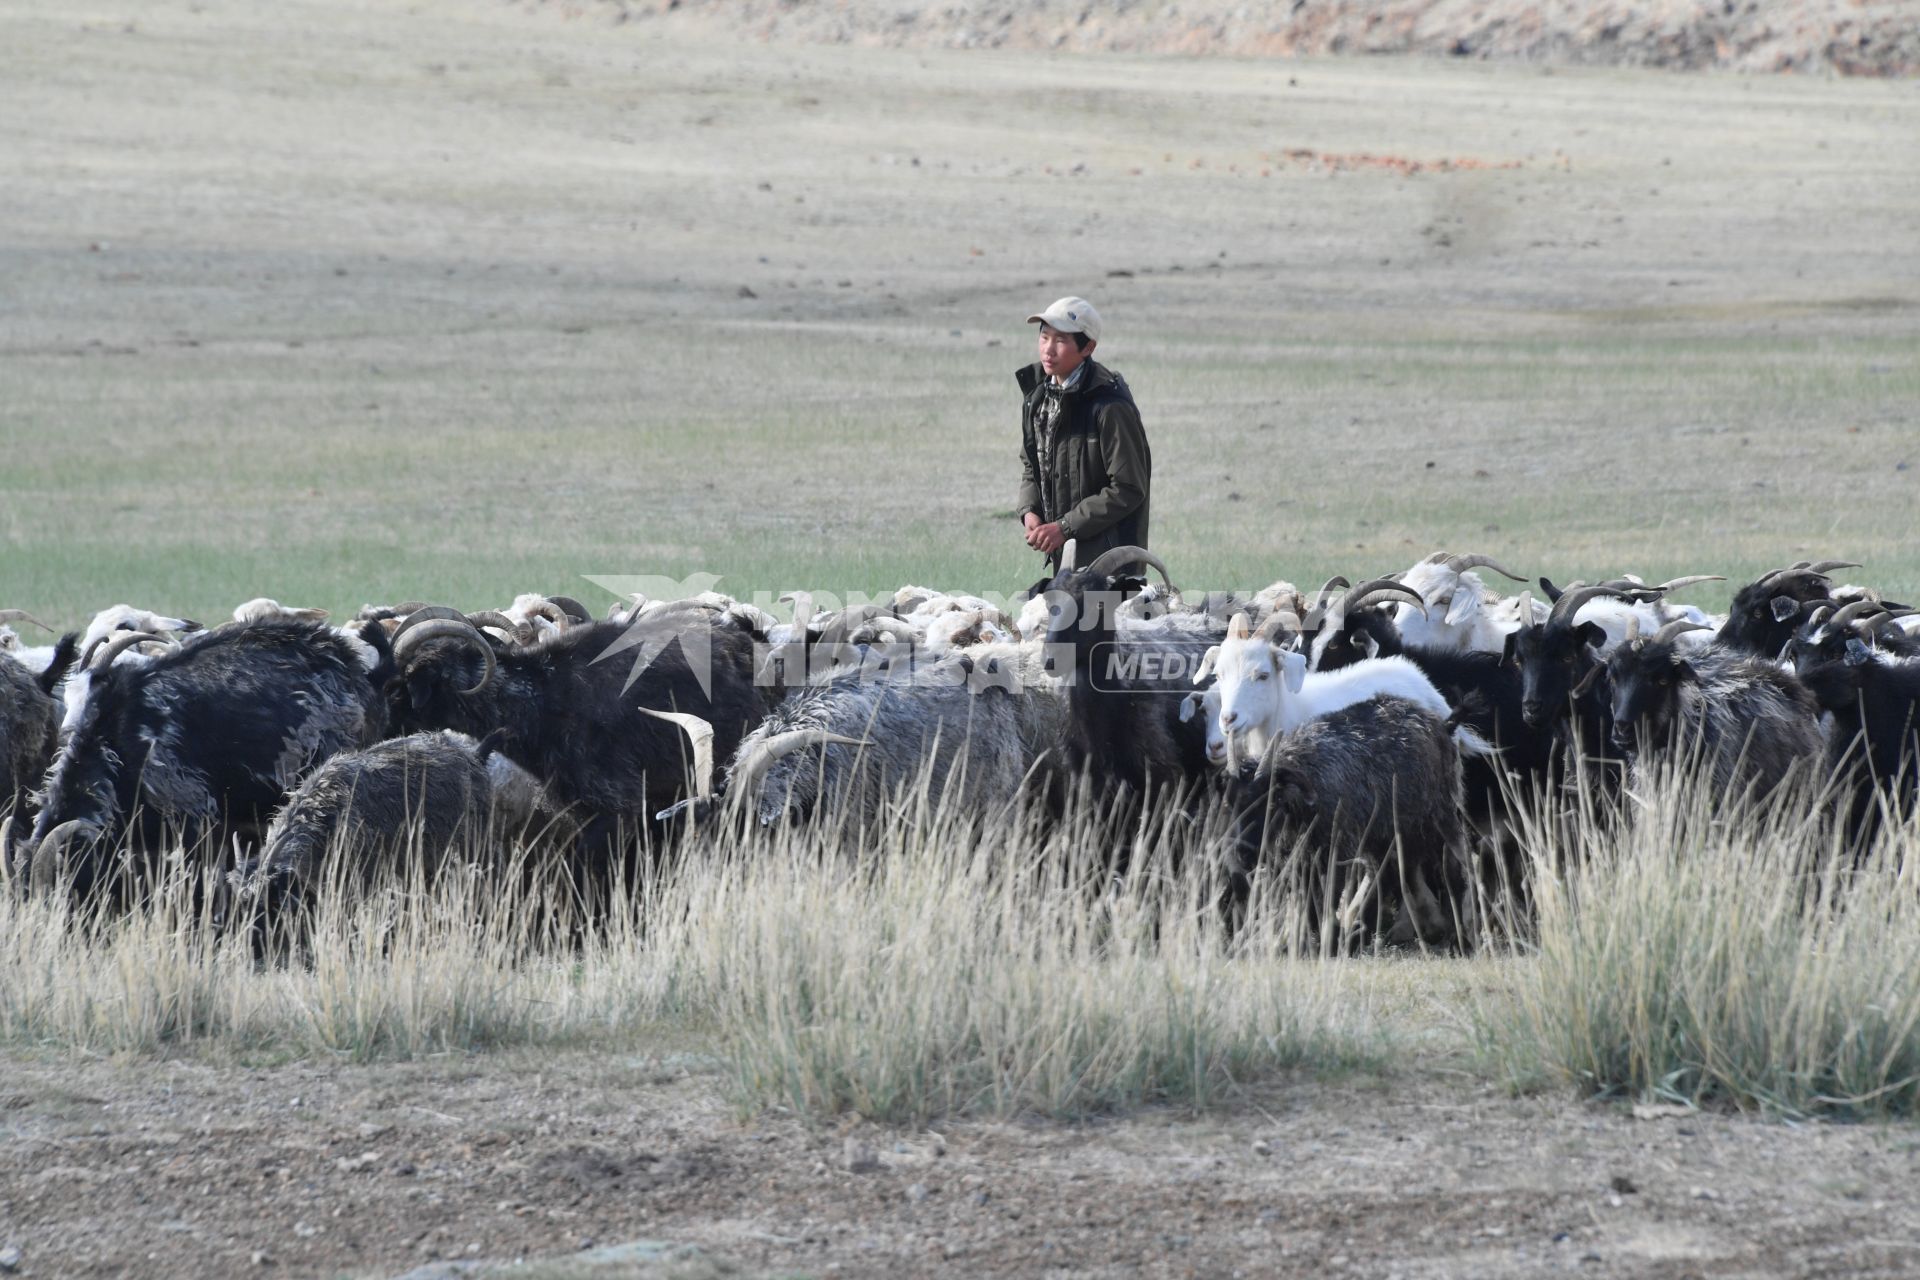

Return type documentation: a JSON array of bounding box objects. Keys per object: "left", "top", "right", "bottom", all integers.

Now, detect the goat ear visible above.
[
  {"left": 1443, "top": 591, "right": 1478, "bottom": 627},
  {"left": 1360, "top": 634, "right": 1379, "bottom": 660},
  {"left": 1576, "top": 621, "right": 1607, "bottom": 651},
  {"left": 1845, "top": 637, "right": 1873, "bottom": 667},
  {"left": 1194, "top": 645, "right": 1220, "bottom": 684},
  {"left": 1538, "top": 576, "right": 1563, "bottom": 603},
  {"left": 407, "top": 671, "right": 437, "bottom": 711},
  {"left": 1178, "top": 691, "right": 1201, "bottom": 723},
  {"left": 1500, "top": 631, "right": 1519, "bottom": 667},
  {"left": 1280, "top": 649, "right": 1307, "bottom": 694},
  {"left": 1770, "top": 595, "right": 1801, "bottom": 622}
]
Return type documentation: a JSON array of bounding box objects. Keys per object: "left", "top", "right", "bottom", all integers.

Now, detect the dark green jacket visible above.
[{"left": 1016, "top": 359, "right": 1151, "bottom": 569}]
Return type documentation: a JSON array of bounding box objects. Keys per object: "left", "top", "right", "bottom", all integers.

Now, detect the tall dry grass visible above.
[
  {"left": 0, "top": 790, "right": 1399, "bottom": 1122},
  {"left": 1482, "top": 760, "right": 1920, "bottom": 1118}
]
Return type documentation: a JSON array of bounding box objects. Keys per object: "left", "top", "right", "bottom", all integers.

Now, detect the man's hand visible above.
[
  {"left": 1030, "top": 521, "right": 1067, "bottom": 557},
  {"left": 1022, "top": 512, "right": 1043, "bottom": 550}
]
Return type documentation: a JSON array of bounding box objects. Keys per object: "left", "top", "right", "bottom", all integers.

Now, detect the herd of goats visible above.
[{"left": 1, "top": 543, "right": 1917, "bottom": 947}]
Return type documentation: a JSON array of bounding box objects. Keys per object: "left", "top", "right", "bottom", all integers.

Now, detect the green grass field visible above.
[{"left": 5, "top": 0, "right": 1918, "bottom": 631}]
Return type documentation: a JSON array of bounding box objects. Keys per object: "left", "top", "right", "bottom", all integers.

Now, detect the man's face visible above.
[{"left": 1037, "top": 324, "right": 1091, "bottom": 381}]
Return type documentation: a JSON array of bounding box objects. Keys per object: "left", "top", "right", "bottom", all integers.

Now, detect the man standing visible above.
[{"left": 1015, "top": 296, "right": 1151, "bottom": 572}]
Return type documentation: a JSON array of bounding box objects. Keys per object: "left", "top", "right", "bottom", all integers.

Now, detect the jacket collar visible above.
[{"left": 1017, "top": 358, "right": 1107, "bottom": 398}]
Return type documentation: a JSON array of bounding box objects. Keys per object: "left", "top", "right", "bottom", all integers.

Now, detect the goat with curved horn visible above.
[
  {"left": 84, "top": 630, "right": 164, "bottom": 670},
  {"left": 0, "top": 609, "right": 53, "bottom": 633},
  {"left": 392, "top": 619, "right": 496, "bottom": 694}
]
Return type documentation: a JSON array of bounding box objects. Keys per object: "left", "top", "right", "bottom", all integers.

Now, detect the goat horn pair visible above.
[
  {"left": 1859, "top": 609, "right": 1917, "bottom": 636},
  {"left": 635, "top": 707, "right": 717, "bottom": 800},
  {"left": 392, "top": 617, "right": 496, "bottom": 694},
  {"left": 729, "top": 729, "right": 868, "bottom": 802},
  {"left": 84, "top": 630, "right": 163, "bottom": 669},
  {"left": 1083, "top": 545, "right": 1176, "bottom": 592},
  {"left": 0, "top": 610, "right": 53, "bottom": 633},
  {"left": 1827, "top": 599, "right": 1888, "bottom": 632},
  {"left": 1444, "top": 553, "right": 1527, "bottom": 582}
]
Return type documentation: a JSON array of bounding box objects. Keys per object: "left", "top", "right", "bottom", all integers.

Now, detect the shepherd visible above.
[{"left": 1015, "top": 296, "right": 1151, "bottom": 572}]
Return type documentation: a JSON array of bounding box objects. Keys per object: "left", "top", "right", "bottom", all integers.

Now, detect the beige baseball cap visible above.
[{"left": 1026, "top": 296, "right": 1102, "bottom": 343}]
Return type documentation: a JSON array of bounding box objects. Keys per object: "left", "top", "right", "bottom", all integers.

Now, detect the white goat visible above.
[
  {"left": 1196, "top": 611, "right": 1491, "bottom": 760},
  {"left": 1389, "top": 552, "right": 1537, "bottom": 653}
]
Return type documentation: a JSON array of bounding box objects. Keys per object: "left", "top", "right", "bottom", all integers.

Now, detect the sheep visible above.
[
  {"left": 20, "top": 619, "right": 395, "bottom": 903},
  {"left": 500, "top": 593, "right": 594, "bottom": 638},
  {"left": 1388, "top": 551, "right": 1536, "bottom": 653},
  {"left": 1714, "top": 559, "right": 1861, "bottom": 659},
  {"left": 1606, "top": 617, "right": 1826, "bottom": 803},
  {"left": 1231, "top": 694, "right": 1475, "bottom": 950},
  {"left": 385, "top": 605, "right": 769, "bottom": 868},
  {"left": 1197, "top": 610, "right": 1490, "bottom": 764}
]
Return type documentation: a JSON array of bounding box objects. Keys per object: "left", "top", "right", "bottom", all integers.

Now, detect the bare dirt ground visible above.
[
  {"left": 6, "top": 1049, "right": 1920, "bottom": 1279},
  {"left": 547, "top": 0, "right": 1920, "bottom": 77}
]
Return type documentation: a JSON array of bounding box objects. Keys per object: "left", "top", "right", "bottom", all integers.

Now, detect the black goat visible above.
[
  {"left": 1716, "top": 559, "right": 1861, "bottom": 659},
  {"left": 1789, "top": 608, "right": 1920, "bottom": 845},
  {"left": 22, "top": 620, "right": 394, "bottom": 902},
  {"left": 1040, "top": 544, "right": 1214, "bottom": 798},
  {"left": 1232, "top": 694, "right": 1474, "bottom": 950},
  {"left": 386, "top": 607, "right": 768, "bottom": 865},
  {"left": 1607, "top": 618, "right": 1824, "bottom": 803}
]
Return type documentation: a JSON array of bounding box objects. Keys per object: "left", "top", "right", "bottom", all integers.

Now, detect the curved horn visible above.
[
  {"left": 1652, "top": 619, "right": 1710, "bottom": 646},
  {"left": 1548, "top": 583, "right": 1633, "bottom": 625},
  {"left": 1623, "top": 614, "right": 1642, "bottom": 646},
  {"left": 548, "top": 595, "right": 592, "bottom": 624},
  {"left": 1802, "top": 560, "right": 1862, "bottom": 576},
  {"left": 1339, "top": 577, "right": 1428, "bottom": 614},
  {"left": 1653, "top": 575, "right": 1725, "bottom": 594},
  {"left": 1059, "top": 538, "right": 1078, "bottom": 572},
  {"left": 392, "top": 618, "right": 496, "bottom": 694},
  {"left": 1444, "top": 553, "right": 1527, "bottom": 582},
  {"left": 1861, "top": 609, "right": 1918, "bottom": 635},
  {"left": 391, "top": 606, "right": 471, "bottom": 642},
  {"left": 0, "top": 610, "right": 53, "bottom": 633},
  {"left": 1306, "top": 576, "right": 1351, "bottom": 613},
  {"left": 1755, "top": 565, "right": 1842, "bottom": 591},
  {"left": 1827, "top": 599, "right": 1885, "bottom": 632},
  {"left": 1083, "top": 545, "right": 1176, "bottom": 590},
  {"left": 465, "top": 610, "right": 534, "bottom": 644},
  {"left": 636, "top": 707, "right": 717, "bottom": 799},
  {"left": 85, "top": 630, "right": 163, "bottom": 670},
  {"left": 728, "top": 729, "right": 868, "bottom": 802},
  {"left": 27, "top": 820, "right": 98, "bottom": 895},
  {"left": 1226, "top": 611, "right": 1253, "bottom": 641}
]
